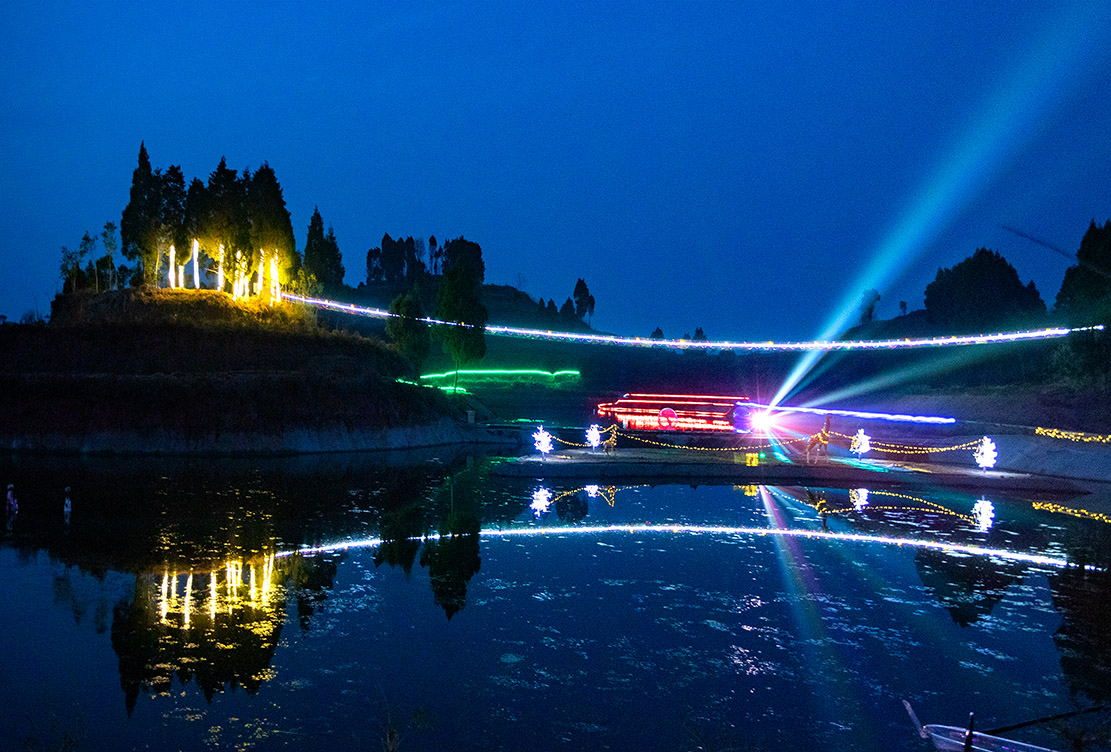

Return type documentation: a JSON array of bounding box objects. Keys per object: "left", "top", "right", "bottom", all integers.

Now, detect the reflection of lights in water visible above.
[
  {"left": 184, "top": 573, "right": 193, "bottom": 628},
  {"left": 280, "top": 525, "right": 1081, "bottom": 569},
  {"left": 530, "top": 488, "right": 553, "bottom": 517},
  {"left": 850, "top": 488, "right": 869, "bottom": 511},
  {"left": 157, "top": 554, "right": 279, "bottom": 627},
  {"left": 974, "top": 436, "right": 998, "bottom": 469},
  {"left": 973, "top": 497, "right": 995, "bottom": 532}
]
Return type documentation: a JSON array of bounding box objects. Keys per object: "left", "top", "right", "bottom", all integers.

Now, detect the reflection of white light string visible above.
[
  {"left": 276, "top": 524, "right": 1080, "bottom": 569},
  {"left": 282, "top": 293, "right": 1102, "bottom": 352}
]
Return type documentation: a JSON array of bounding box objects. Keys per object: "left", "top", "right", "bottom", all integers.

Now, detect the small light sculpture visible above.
[
  {"left": 586, "top": 424, "right": 602, "bottom": 450},
  {"left": 972, "top": 497, "right": 995, "bottom": 532},
  {"left": 168, "top": 245, "right": 176, "bottom": 288},
  {"left": 585, "top": 484, "right": 600, "bottom": 498},
  {"left": 974, "top": 437, "right": 998, "bottom": 469},
  {"left": 530, "top": 487, "right": 553, "bottom": 517},
  {"left": 851, "top": 488, "right": 870, "bottom": 511},
  {"left": 850, "top": 429, "right": 871, "bottom": 457},
  {"left": 533, "top": 425, "right": 554, "bottom": 456}
]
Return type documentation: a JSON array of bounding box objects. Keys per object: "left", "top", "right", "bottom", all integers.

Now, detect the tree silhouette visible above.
[
  {"left": 385, "top": 287, "right": 431, "bottom": 374},
  {"left": 573, "top": 278, "right": 593, "bottom": 319},
  {"left": 436, "top": 238, "right": 487, "bottom": 371},
  {"left": 924, "top": 248, "right": 1045, "bottom": 332},
  {"left": 120, "top": 143, "right": 160, "bottom": 283},
  {"left": 303, "top": 208, "right": 345, "bottom": 288},
  {"left": 247, "top": 162, "right": 298, "bottom": 284},
  {"left": 1056, "top": 220, "right": 1111, "bottom": 325}
]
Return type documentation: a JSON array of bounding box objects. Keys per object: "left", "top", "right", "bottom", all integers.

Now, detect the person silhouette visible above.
[{"left": 6, "top": 483, "right": 17, "bottom": 531}]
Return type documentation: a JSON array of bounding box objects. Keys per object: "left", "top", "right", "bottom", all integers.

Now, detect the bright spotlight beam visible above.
[{"left": 771, "top": 4, "right": 1111, "bottom": 407}]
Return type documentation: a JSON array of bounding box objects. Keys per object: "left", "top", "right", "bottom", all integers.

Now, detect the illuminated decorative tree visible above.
[
  {"left": 973, "top": 436, "right": 998, "bottom": 469},
  {"left": 850, "top": 429, "right": 871, "bottom": 457},
  {"left": 533, "top": 426, "right": 553, "bottom": 456},
  {"left": 585, "top": 424, "right": 602, "bottom": 450}
]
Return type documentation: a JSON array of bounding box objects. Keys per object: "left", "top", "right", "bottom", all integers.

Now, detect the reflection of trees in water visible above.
[
  {"left": 419, "top": 509, "right": 481, "bottom": 620},
  {"left": 913, "top": 547, "right": 1024, "bottom": 626},
  {"left": 1049, "top": 568, "right": 1111, "bottom": 704},
  {"left": 109, "top": 553, "right": 337, "bottom": 713}
]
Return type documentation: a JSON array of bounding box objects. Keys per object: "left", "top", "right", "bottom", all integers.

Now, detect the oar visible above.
[
  {"left": 986, "top": 705, "right": 1107, "bottom": 736},
  {"left": 902, "top": 700, "right": 928, "bottom": 739}
]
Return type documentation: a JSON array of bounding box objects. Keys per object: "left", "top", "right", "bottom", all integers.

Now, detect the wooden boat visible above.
[{"left": 922, "top": 724, "right": 1061, "bottom": 752}]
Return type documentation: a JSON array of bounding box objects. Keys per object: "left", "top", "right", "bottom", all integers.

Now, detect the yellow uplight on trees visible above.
[
  {"left": 217, "top": 244, "right": 225, "bottom": 291},
  {"left": 270, "top": 256, "right": 279, "bottom": 301},
  {"left": 192, "top": 239, "right": 200, "bottom": 289},
  {"left": 168, "top": 245, "right": 176, "bottom": 288}
]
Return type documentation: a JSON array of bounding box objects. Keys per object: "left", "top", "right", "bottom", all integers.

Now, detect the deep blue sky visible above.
[{"left": 2, "top": 1, "right": 1109, "bottom": 339}]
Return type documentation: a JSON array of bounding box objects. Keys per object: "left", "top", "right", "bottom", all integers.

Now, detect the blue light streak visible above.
[{"left": 746, "top": 402, "right": 956, "bottom": 425}]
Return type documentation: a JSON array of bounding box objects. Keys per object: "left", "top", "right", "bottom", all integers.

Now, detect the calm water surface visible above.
[{"left": 2, "top": 452, "right": 1110, "bottom": 751}]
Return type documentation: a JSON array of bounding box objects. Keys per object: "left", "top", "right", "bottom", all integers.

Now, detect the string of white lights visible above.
[{"left": 282, "top": 292, "right": 1102, "bottom": 352}]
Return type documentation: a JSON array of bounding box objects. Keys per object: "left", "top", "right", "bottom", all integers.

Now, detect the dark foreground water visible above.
[{"left": 2, "top": 451, "right": 1111, "bottom": 751}]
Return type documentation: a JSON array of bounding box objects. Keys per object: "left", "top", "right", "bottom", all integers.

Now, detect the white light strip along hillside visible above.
[{"left": 282, "top": 293, "right": 1103, "bottom": 353}]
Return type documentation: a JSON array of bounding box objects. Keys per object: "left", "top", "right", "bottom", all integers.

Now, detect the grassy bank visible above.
[{"left": 1, "top": 289, "right": 462, "bottom": 453}]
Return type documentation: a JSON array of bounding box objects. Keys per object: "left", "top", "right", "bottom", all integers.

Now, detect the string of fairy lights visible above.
[
  {"left": 282, "top": 292, "right": 1104, "bottom": 352},
  {"left": 535, "top": 423, "right": 999, "bottom": 468}
]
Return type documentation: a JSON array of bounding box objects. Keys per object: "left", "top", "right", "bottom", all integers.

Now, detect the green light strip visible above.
[{"left": 420, "top": 368, "right": 581, "bottom": 381}]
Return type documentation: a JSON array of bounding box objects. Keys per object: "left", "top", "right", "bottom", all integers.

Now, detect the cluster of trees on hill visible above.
[{"left": 60, "top": 144, "right": 324, "bottom": 297}]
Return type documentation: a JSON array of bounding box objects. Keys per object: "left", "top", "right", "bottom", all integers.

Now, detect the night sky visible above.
[{"left": 2, "top": 2, "right": 1109, "bottom": 340}]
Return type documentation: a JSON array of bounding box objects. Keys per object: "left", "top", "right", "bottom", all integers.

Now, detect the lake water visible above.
[{"left": 2, "top": 451, "right": 1110, "bottom": 751}]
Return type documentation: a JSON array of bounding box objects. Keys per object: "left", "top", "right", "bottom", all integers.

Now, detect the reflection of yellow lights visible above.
[
  {"left": 1033, "top": 501, "right": 1111, "bottom": 524},
  {"left": 160, "top": 572, "right": 169, "bottom": 622},
  {"left": 250, "top": 564, "right": 257, "bottom": 604},
  {"left": 184, "top": 573, "right": 193, "bottom": 628},
  {"left": 210, "top": 571, "right": 217, "bottom": 621}
]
